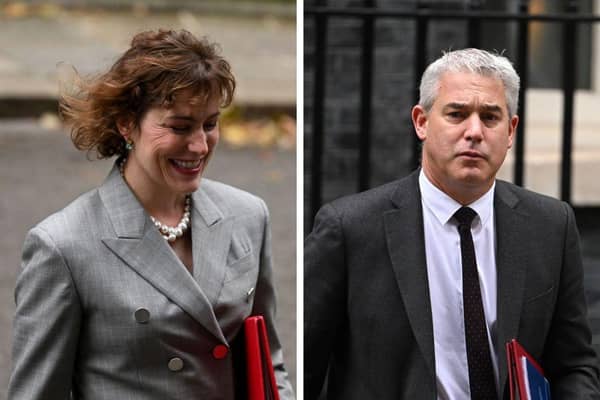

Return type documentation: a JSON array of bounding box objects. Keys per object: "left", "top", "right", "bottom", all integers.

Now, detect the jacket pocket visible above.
[
  {"left": 523, "top": 285, "right": 555, "bottom": 304},
  {"left": 224, "top": 252, "right": 255, "bottom": 283}
]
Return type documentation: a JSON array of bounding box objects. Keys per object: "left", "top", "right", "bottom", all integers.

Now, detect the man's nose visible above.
[{"left": 464, "top": 113, "right": 484, "bottom": 142}]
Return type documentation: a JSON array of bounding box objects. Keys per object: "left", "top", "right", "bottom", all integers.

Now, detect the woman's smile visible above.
[{"left": 169, "top": 158, "right": 204, "bottom": 175}]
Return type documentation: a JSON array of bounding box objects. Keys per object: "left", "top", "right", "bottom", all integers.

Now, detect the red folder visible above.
[
  {"left": 244, "top": 315, "right": 280, "bottom": 400},
  {"left": 506, "top": 339, "right": 551, "bottom": 400}
]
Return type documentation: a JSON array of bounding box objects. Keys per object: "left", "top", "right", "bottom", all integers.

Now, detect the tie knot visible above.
[{"left": 453, "top": 206, "right": 477, "bottom": 228}]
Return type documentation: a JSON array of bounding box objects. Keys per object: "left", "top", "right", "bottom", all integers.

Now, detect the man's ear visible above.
[
  {"left": 412, "top": 105, "right": 428, "bottom": 141},
  {"left": 507, "top": 114, "right": 519, "bottom": 149}
]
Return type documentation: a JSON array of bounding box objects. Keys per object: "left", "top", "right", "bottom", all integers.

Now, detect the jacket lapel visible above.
[
  {"left": 494, "top": 183, "right": 529, "bottom": 397},
  {"left": 190, "top": 185, "right": 232, "bottom": 307},
  {"left": 383, "top": 171, "right": 436, "bottom": 378},
  {"left": 99, "top": 165, "right": 227, "bottom": 344}
]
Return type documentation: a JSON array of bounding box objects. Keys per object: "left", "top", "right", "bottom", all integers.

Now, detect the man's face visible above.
[{"left": 412, "top": 71, "right": 518, "bottom": 203}]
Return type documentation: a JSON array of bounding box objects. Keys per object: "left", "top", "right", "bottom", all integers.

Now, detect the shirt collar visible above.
[{"left": 419, "top": 169, "right": 495, "bottom": 228}]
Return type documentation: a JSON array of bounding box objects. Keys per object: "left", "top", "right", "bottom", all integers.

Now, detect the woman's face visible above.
[{"left": 123, "top": 90, "right": 221, "bottom": 197}]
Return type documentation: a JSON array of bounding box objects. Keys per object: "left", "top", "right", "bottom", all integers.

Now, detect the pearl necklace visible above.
[{"left": 119, "top": 157, "right": 191, "bottom": 242}]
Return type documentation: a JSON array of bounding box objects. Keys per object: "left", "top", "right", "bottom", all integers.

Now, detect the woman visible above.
[{"left": 8, "top": 29, "right": 294, "bottom": 400}]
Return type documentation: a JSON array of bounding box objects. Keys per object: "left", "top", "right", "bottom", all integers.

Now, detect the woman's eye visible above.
[
  {"left": 170, "top": 126, "right": 191, "bottom": 134},
  {"left": 204, "top": 122, "right": 218, "bottom": 132}
]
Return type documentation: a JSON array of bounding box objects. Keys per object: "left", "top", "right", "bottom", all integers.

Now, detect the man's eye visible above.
[
  {"left": 447, "top": 111, "right": 463, "bottom": 119},
  {"left": 482, "top": 113, "right": 500, "bottom": 122}
]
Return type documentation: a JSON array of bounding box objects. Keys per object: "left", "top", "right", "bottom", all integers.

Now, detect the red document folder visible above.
[
  {"left": 506, "top": 339, "right": 551, "bottom": 400},
  {"left": 244, "top": 315, "right": 280, "bottom": 400}
]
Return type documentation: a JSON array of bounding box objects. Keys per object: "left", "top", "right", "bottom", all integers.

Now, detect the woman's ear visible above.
[{"left": 116, "top": 117, "right": 134, "bottom": 139}]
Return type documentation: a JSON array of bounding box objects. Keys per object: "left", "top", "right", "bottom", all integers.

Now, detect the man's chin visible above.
[{"left": 455, "top": 169, "right": 493, "bottom": 187}]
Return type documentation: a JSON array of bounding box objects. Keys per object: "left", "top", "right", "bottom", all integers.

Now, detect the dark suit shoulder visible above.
[
  {"left": 495, "top": 179, "right": 571, "bottom": 220},
  {"left": 324, "top": 172, "right": 418, "bottom": 220}
]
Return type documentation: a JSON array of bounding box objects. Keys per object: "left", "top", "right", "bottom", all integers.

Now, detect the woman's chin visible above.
[
  {"left": 164, "top": 164, "right": 204, "bottom": 193},
  {"left": 176, "top": 181, "right": 201, "bottom": 195},
  {"left": 163, "top": 175, "right": 201, "bottom": 195}
]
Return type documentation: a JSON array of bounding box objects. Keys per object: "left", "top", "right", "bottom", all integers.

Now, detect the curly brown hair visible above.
[{"left": 60, "top": 29, "right": 236, "bottom": 158}]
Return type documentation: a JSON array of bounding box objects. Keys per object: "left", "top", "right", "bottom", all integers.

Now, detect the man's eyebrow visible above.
[
  {"left": 480, "top": 104, "right": 503, "bottom": 113},
  {"left": 442, "top": 103, "right": 503, "bottom": 113},
  {"left": 443, "top": 102, "right": 468, "bottom": 110}
]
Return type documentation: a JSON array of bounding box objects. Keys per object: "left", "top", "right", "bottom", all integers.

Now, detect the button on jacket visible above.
[{"left": 9, "top": 164, "right": 294, "bottom": 400}]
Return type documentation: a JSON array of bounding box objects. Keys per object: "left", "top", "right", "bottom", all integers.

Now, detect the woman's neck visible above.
[{"left": 120, "top": 158, "right": 189, "bottom": 226}]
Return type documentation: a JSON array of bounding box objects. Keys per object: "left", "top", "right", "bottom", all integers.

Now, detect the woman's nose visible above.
[{"left": 188, "top": 130, "right": 209, "bottom": 154}]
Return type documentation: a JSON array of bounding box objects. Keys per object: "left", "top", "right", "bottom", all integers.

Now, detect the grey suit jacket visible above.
[
  {"left": 304, "top": 170, "right": 600, "bottom": 399},
  {"left": 9, "top": 165, "right": 294, "bottom": 400}
]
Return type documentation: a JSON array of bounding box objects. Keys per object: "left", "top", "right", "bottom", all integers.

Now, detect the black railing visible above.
[{"left": 306, "top": 4, "right": 600, "bottom": 223}]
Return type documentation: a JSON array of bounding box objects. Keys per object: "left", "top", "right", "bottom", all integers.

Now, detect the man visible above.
[{"left": 304, "top": 48, "right": 600, "bottom": 399}]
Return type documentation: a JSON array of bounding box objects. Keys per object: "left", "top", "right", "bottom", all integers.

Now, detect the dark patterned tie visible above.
[{"left": 454, "top": 207, "right": 497, "bottom": 400}]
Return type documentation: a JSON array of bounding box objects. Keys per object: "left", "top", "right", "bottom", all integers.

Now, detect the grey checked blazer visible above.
[{"left": 9, "top": 164, "right": 294, "bottom": 400}]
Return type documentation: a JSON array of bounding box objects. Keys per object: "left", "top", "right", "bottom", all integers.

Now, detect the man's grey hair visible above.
[{"left": 418, "top": 48, "right": 520, "bottom": 117}]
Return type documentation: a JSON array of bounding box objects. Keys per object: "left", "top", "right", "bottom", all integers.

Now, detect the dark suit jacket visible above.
[{"left": 304, "top": 170, "right": 600, "bottom": 399}]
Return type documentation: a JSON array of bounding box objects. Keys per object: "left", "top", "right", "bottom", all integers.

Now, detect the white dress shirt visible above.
[{"left": 419, "top": 170, "right": 499, "bottom": 400}]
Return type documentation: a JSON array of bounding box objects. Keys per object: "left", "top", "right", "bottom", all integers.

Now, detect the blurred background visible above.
[{"left": 0, "top": 0, "right": 296, "bottom": 397}]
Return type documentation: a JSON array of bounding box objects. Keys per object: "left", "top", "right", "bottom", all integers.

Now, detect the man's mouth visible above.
[{"left": 458, "top": 150, "right": 484, "bottom": 159}]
